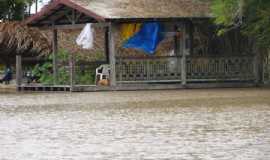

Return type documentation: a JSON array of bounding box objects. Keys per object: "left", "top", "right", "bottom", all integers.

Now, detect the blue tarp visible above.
[{"left": 123, "top": 22, "right": 164, "bottom": 55}]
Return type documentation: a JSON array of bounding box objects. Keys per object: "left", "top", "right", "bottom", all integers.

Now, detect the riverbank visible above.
[
  {"left": 0, "top": 84, "right": 16, "bottom": 93},
  {"left": 1, "top": 88, "right": 270, "bottom": 108}
]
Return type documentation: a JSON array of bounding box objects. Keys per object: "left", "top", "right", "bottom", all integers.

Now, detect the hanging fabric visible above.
[
  {"left": 76, "top": 23, "right": 94, "bottom": 49},
  {"left": 123, "top": 22, "right": 164, "bottom": 54},
  {"left": 120, "top": 23, "right": 142, "bottom": 41}
]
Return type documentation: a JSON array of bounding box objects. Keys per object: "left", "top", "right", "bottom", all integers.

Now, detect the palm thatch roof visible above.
[
  {"left": 0, "top": 22, "right": 51, "bottom": 64},
  {"left": 26, "top": 0, "right": 212, "bottom": 26},
  {"left": 71, "top": 0, "right": 212, "bottom": 19}
]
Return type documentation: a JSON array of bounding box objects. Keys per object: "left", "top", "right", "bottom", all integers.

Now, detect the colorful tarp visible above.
[
  {"left": 123, "top": 22, "right": 164, "bottom": 54},
  {"left": 120, "top": 23, "right": 142, "bottom": 41}
]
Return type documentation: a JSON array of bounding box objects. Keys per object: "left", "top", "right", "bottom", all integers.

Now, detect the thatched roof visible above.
[
  {"left": 70, "top": 0, "right": 212, "bottom": 19},
  {"left": 26, "top": 0, "right": 212, "bottom": 26},
  {"left": 0, "top": 22, "right": 51, "bottom": 62}
]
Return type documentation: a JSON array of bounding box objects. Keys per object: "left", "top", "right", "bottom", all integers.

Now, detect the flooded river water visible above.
[{"left": 0, "top": 88, "right": 270, "bottom": 160}]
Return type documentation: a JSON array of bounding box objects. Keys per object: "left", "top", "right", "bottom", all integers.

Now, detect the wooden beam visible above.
[
  {"left": 174, "top": 25, "right": 180, "bottom": 56},
  {"left": 253, "top": 53, "right": 258, "bottom": 84},
  {"left": 104, "top": 27, "right": 110, "bottom": 63},
  {"left": 180, "top": 22, "right": 187, "bottom": 86},
  {"left": 35, "top": 0, "right": 38, "bottom": 13},
  {"left": 35, "top": 5, "right": 66, "bottom": 24},
  {"left": 38, "top": 7, "right": 88, "bottom": 26},
  {"left": 72, "top": 82, "right": 255, "bottom": 92},
  {"left": 174, "top": 24, "right": 181, "bottom": 84},
  {"left": 47, "top": 10, "right": 71, "bottom": 23},
  {"left": 69, "top": 51, "right": 75, "bottom": 91},
  {"left": 189, "top": 21, "right": 194, "bottom": 55},
  {"left": 163, "top": 32, "right": 179, "bottom": 38},
  {"left": 75, "top": 12, "right": 83, "bottom": 23},
  {"left": 65, "top": 9, "right": 76, "bottom": 25},
  {"left": 254, "top": 52, "right": 262, "bottom": 85},
  {"left": 52, "top": 28, "right": 58, "bottom": 85},
  {"left": 16, "top": 55, "right": 22, "bottom": 89},
  {"left": 108, "top": 23, "right": 117, "bottom": 86},
  {"left": 40, "top": 23, "right": 109, "bottom": 30}
]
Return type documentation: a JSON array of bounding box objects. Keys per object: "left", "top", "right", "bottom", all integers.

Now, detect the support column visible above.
[
  {"left": 69, "top": 51, "right": 75, "bottom": 91},
  {"left": 174, "top": 25, "right": 180, "bottom": 56},
  {"left": 104, "top": 27, "right": 110, "bottom": 63},
  {"left": 254, "top": 52, "right": 262, "bottom": 86},
  {"left": 16, "top": 55, "right": 22, "bottom": 90},
  {"left": 253, "top": 52, "right": 260, "bottom": 85},
  {"left": 35, "top": 0, "right": 38, "bottom": 13},
  {"left": 180, "top": 22, "right": 187, "bottom": 86},
  {"left": 108, "top": 23, "right": 117, "bottom": 87},
  {"left": 52, "top": 28, "right": 58, "bottom": 85}
]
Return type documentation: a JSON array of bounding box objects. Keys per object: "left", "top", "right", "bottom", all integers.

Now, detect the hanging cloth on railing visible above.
[
  {"left": 120, "top": 23, "right": 142, "bottom": 41},
  {"left": 76, "top": 23, "right": 94, "bottom": 49},
  {"left": 123, "top": 22, "right": 164, "bottom": 55}
]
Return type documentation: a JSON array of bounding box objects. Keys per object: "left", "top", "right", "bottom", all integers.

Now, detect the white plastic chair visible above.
[{"left": 95, "top": 64, "right": 110, "bottom": 85}]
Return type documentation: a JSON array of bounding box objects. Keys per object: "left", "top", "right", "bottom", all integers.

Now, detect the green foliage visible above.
[
  {"left": 211, "top": 0, "right": 239, "bottom": 26},
  {"left": 211, "top": 0, "right": 270, "bottom": 49},
  {"left": 0, "top": 0, "right": 35, "bottom": 20},
  {"left": 32, "top": 61, "right": 54, "bottom": 85},
  {"left": 75, "top": 67, "right": 95, "bottom": 85},
  {"left": 244, "top": 0, "right": 270, "bottom": 49},
  {"left": 32, "top": 49, "right": 96, "bottom": 85}
]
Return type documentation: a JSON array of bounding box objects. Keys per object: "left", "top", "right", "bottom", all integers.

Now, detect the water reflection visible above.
[{"left": 0, "top": 89, "right": 270, "bottom": 160}]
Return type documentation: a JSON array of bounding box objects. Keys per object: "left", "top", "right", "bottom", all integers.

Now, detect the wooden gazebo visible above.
[{"left": 23, "top": 0, "right": 260, "bottom": 91}]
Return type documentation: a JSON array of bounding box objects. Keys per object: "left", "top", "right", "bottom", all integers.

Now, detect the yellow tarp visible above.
[{"left": 120, "top": 23, "right": 142, "bottom": 41}]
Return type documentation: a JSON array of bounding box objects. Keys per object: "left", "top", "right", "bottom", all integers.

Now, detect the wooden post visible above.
[
  {"left": 180, "top": 22, "right": 187, "bottom": 85},
  {"left": 52, "top": 28, "right": 58, "bottom": 85},
  {"left": 105, "top": 27, "right": 110, "bottom": 63},
  {"left": 108, "top": 23, "right": 117, "bottom": 87},
  {"left": 35, "top": 0, "right": 38, "bottom": 13},
  {"left": 189, "top": 21, "right": 194, "bottom": 55},
  {"left": 174, "top": 25, "right": 180, "bottom": 56},
  {"left": 174, "top": 24, "right": 181, "bottom": 81},
  {"left": 69, "top": 51, "right": 75, "bottom": 91},
  {"left": 262, "top": 54, "right": 268, "bottom": 84},
  {"left": 254, "top": 52, "right": 263, "bottom": 85},
  {"left": 16, "top": 55, "right": 22, "bottom": 89}
]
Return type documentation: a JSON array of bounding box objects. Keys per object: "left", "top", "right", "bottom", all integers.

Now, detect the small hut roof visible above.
[
  {"left": 0, "top": 22, "right": 51, "bottom": 56},
  {"left": 70, "top": 0, "right": 212, "bottom": 19},
  {"left": 26, "top": 0, "right": 212, "bottom": 26}
]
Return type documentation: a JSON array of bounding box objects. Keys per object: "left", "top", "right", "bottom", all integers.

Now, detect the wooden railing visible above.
[
  {"left": 187, "top": 56, "right": 255, "bottom": 82},
  {"left": 116, "top": 55, "right": 255, "bottom": 83},
  {"left": 116, "top": 56, "right": 182, "bottom": 83}
]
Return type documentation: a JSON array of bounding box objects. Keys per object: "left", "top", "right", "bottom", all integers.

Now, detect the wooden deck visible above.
[
  {"left": 0, "top": 84, "right": 17, "bottom": 93},
  {"left": 11, "top": 82, "right": 256, "bottom": 92},
  {"left": 73, "top": 82, "right": 256, "bottom": 92},
  {"left": 18, "top": 85, "right": 71, "bottom": 92},
  {"left": 13, "top": 55, "right": 260, "bottom": 92}
]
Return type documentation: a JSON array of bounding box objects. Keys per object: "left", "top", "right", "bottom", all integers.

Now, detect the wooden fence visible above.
[
  {"left": 116, "top": 56, "right": 182, "bottom": 83},
  {"left": 187, "top": 56, "right": 255, "bottom": 82},
  {"left": 116, "top": 55, "right": 255, "bottom": 83}
]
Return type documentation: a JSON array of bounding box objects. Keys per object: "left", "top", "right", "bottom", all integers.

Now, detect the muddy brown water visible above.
[{"left": 0, "top": 88, "right": 270, "bottom": 160}]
